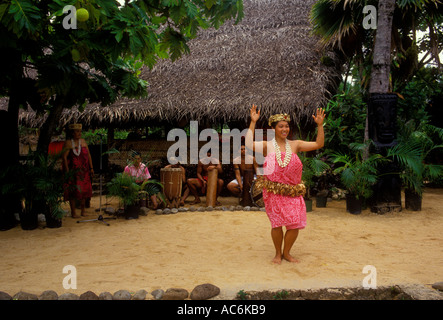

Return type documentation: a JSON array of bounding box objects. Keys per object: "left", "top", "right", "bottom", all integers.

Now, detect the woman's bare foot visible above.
[
  {"left": 283, "top": 253, "right": 299, "bottom": 263},
  {"left": 272, "top": 254, "right": 282, "bottom": 265}
]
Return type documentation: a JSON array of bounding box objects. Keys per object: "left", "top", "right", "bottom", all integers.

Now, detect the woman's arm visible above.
[
  {"left": 245, "top": 104, "right": 267, "bottom": 155},
  {"left": 295, "top": 108, "right": 325, "bottom": 153},
  {"left": 62, "top": 140, "right": 71, "bottom": 172}
]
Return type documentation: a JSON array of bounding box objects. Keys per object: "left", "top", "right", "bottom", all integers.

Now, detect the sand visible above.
[{"left": 0, "top": 189, "right": 442, "bottom": 299}]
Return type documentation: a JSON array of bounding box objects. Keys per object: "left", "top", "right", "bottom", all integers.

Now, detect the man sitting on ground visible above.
[
  {"left": 227, "top": 144, "right": 258, "bottom": 197},
  {"left": 182, "top": 151, "right": 224, "bottom": 205}
]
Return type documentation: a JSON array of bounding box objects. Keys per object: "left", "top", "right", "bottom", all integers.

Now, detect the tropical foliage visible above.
[
  {"left": 300, "top": 152, "right": 331, "bottom": 200},
  {"left": 106, "top": 172, "right": 165, "bottom": 206},
  {"left": 387, "top": 120, "right": 443, "bottom": 195},
  {"left": 332, "top": 142, "right": 386, "bottom": 200},
  {"left": 1, "top": 0, "right": 244, "bottom": 155},
  {"left": 0, "top": 151, "right": 67, "bottom": 219},
  {"left": 311, "top": 0, "right": 442, "bottom": 92}
]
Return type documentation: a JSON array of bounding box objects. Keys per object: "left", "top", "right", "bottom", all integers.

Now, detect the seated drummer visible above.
[
  {"left": 183, "top": 151, "right": 224, "bottom": 205},
  {"left": 227, "top": 144, "right": 258, "bottom": 197},
  {"left": 123, "top": 151, "right": 159, "bottom": 209},
  {"left": 164, "top": 156, "right": 189, "bottom": 206}
]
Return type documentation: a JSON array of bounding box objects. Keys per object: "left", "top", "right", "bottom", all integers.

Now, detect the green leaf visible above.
[
  {"left": 0, "top": 3, "right": 9, "bottom": 21},
  {"left": 8, "top": 0, "right": 40, "bottom": 34},
  {"left": 115, "top": 30, "right": 124, "bottom": 42},
  {"left": 205, "top": 0, "right": 217, "bottom": 10},
  {"left": 184, "top": 0, "right": 198, "bottom": 18}
]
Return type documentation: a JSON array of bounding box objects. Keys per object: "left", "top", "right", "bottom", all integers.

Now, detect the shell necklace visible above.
[
  {"left": 273, "top": 138, "right": 292, "bottom": 168},
  {"left": 71, "top": 139, "right": 82, "bottom": 156}
]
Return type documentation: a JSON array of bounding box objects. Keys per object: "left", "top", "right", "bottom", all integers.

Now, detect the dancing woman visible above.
[{"left": 246, "top": 105, "right": 325, "bottom": 264}]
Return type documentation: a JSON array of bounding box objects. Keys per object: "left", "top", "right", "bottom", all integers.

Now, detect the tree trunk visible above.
[
  {"left": 5, "top": 96, "right": 20, "bottom": 165},
  {"left": 0, "top": 92, "right": 22, "bottom": 230},
  {"left": 366, "top": 0, "right": 397, "bottom": 149},
  {"left": 36, "top": 99, "right": 64, "bottom": 156},
  {"left": 367, "top": 0, "right": 401, "bottom": 213},
  {"left": 369, "top": 0, "right": 396, "bottom": 94}
]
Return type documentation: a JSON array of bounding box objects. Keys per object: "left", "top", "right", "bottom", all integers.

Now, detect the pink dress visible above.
[
  {"left": 262, "top": 152, "right": 306, "bottom": 230},
  {"left": 64, "top": 148, "right": 93, "bottom": 201}
]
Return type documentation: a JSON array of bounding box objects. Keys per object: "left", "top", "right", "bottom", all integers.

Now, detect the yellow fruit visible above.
[
  {"left": 76, "top": 8, "right": 89, "bottom": 22},
  {"left": 71, "top": 49, "right": 81, "bottom": 62}
]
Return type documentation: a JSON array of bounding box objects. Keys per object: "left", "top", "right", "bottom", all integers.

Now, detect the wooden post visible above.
[{"left": 206, "top": 168, "right": 218, "bottom": 207}]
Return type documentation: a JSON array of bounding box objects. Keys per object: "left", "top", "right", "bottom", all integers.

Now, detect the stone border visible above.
[
  {"left": 153, "top": 205, "right": 265, "bottom": 215},
  {"left": 1, "top": 283, "right": 442, "bottom": 300},
  {"left": 102, "top": 205, "right": 265, "bottom": 217},
  {"left": 235, "top": 284, "right": 443, "bottom": 300}
]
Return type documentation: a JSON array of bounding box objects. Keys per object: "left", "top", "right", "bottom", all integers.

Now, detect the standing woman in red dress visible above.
[
  {"left": 246, "top": 105, "right": 325, "bottom": 264},
  {"left": 62, "top": 124, "right": 94, "bottom": 218}
]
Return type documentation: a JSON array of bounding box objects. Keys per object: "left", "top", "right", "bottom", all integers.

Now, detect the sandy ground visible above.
[{"left": 0, "top": 189, "right": 442, "bottom": 299}]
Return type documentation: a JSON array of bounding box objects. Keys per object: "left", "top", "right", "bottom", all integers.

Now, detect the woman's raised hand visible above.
[
  {"left": 312, "top": 108, "right": 326, "bottom": 126},
  {"left": 250, "top": 104, "right": 260, "bottom": 122}
]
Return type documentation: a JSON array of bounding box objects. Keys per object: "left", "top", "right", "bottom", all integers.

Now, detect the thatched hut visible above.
[{"left": 16, "top": 0, "right": 339, "bottom": 131}]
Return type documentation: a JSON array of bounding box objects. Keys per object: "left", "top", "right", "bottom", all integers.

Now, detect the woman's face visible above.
[
  {"left": 73, "top": 129, "right": 82, "bottom": 139},
  {"left": 274, "top": 121, "right": 290, "bottom": 139},
  {"left": 133, "top": 155, "right": 142, "bottom": 167}
]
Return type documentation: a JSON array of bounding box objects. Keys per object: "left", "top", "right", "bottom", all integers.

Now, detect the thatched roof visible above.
[{"left": 14, "top": 0, "right": 339, "bottom": 129}]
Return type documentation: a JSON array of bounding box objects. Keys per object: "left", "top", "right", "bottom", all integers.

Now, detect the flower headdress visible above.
[
  {"left": 68, "top": 123, "right": 82, "bottom": 130},
  {"left": 268, "top": 113, "right": 291, "bottom": 126}
]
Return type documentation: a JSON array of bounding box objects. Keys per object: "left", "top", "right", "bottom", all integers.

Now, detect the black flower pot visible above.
[
  {"left": 404, "top": 189, "right": 422, "bottom": 211},
  {"left": 304, "top": 199, "right": 313, "bottom": 212},
  {"left": 0, "top": 211, "right": 18, "bottom": 231},
  {"left": 124, "top": 204, "right": 140, "bottom": 220},
  {"left": 19, "top": 211, "right": 38, "bottom": 230},
  {"left": 45, "top": 212, "right": 62, "bottom": 228},
  {"left": 316, "top": 196, "right": 327, "bottom": 208},
  {"left": 346, "top": 194, "right": 362, "bottom": 215}
]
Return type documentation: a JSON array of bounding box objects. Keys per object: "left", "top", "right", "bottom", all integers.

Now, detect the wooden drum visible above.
[
  {"left": 160, "top": 168, "right": 183, "bottom": 208},
  {"left": 250, "top": 178, "right": 264, "bottom": 208},
  {"left": 205, "top": 168, "right": 218, "bottom": 207},
  {"left": 240, "top": 169, "right": 254, "bottom": 206}
]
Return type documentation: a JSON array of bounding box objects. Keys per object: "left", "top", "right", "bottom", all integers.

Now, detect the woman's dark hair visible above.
[
  {"left": 270, "top": 120, "right": 289, "bottom": 129},
  {"left": 129, "top": 150, "right": 141, "bottom": 158}
]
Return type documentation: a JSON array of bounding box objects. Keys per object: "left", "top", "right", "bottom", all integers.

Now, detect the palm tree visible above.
[
  {"left": 369, "top": 0, "right": 396, "bottom": 94},
  {"left": 311, "top": 0, "right": 442, "bottom": 209},
  {"left": 311, "top": 0, "right": 442, "bottom": 90}
]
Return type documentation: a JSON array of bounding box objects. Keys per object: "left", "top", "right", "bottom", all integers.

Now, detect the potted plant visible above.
[
  {"left": 35, "top": 153, "right": 67, "bottom": 228},
  {"left": 107, "top": 173, "right": 142, "bottom": 219},
  {"left": 300, "top": 153, "right": 330, "bottom": 212},
  {"left": 387, "top": 121, "right": 443, "bottom": 211},
  {"left": 106, "top": 173, "right": 165, "bottom": 219},
  {"left": 1, "top": 152, "right": 66, "bottom": 229},
  {"left": 139, "top": 179, "right": 166, "bottom": 209},
  {"left": 332, "top": 142, "right": 385, "bottom": 214}
]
